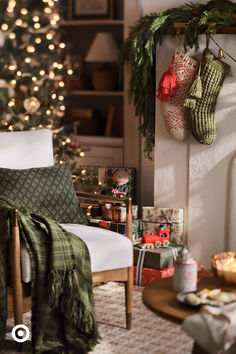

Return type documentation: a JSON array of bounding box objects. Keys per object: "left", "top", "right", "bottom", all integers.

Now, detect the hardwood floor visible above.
[{"left": 7, "top": 288, "right": 31, "bottom": 319}]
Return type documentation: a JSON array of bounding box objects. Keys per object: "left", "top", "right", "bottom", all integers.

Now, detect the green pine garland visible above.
[{"left": 121, "top": 0, "right": 236, "bottom": 159}]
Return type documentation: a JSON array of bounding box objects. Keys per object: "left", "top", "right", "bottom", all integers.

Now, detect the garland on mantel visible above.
[{"left": 121, "top": 0, "right": 236, "bottom": 159}]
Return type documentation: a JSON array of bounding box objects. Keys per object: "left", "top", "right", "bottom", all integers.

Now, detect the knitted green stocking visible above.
[{"left": 184, "top": 48, "right": 230, "bottom": 145}]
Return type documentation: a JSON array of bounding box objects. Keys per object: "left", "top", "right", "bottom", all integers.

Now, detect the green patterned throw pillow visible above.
[{"left": 0, "top": 162, "right": 87, "bottom": 224}]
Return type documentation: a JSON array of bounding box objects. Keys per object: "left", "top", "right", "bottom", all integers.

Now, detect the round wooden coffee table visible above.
[{"left": 143, "top": 271, "right": 236, "bottom": 324}]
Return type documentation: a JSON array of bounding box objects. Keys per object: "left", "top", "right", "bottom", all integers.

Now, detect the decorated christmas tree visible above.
[{"left": 0, "top": 0, "right": 82, "bottom": 162}]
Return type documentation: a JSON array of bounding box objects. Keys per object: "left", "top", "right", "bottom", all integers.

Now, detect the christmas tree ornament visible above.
[
  {"left": 23, "top": 97, "right": 41, "bottom": 114},
  {"left": 160, "top": 49, "right": 198, "bottom": 141},
  {"left": 184, "top": 45, "right": 230, "bottom": 145},
  {"left": 56, "top": 111, "right": 65, "bottom": 118}
]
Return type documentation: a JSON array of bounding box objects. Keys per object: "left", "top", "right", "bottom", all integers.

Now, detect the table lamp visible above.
[{"left": 85, "top": 32, "right": 120, "bottom": 91}]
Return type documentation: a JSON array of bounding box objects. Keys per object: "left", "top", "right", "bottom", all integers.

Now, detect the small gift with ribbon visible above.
[
  {"left": 102, "top": 205, "right": 138, "bottom": 223},
  {"left": 134, "top": 244, "right": 182, "bottom": 273},
  {"left": 133, "top": 244, "right": 183, "bottom": 286}
]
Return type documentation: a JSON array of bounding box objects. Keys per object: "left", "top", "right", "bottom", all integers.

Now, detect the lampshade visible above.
[{"left": 85, "top": 32, "right": 119, "bottom": 62}]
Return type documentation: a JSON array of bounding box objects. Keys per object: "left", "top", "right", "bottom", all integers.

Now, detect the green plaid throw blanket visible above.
[{"left": 0, "top": 196, "right": 100, "bottom": 353}]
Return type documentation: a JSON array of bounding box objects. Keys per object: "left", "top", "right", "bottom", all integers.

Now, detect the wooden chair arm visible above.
[{"left": 76, "top": 191, "right": 133, "bottom": 242}]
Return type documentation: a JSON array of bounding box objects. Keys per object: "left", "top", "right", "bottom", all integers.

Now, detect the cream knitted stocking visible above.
[{"left": 161, "top": 49, "right": 198, "bottom": 141}]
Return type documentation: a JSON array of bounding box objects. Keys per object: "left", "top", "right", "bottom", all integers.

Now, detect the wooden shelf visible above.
[
  {"left": 60, "top": 20, "right": 124, "bottom": 26},
  {"left": 70, "top": 90, "right": 124, "bottom": 96},
  {"left": 62, "top": 0, "right": 126, "bottom": 167},
  {"left": 74, "top": 135, "right": 123, "bottom": 147}
]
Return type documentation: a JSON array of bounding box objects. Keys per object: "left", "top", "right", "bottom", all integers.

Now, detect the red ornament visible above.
[{"left": 157, "top": 56, "right": 178, "bottom": 102}]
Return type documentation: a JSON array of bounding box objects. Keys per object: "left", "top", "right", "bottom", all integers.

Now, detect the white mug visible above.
[{"left": 173, "top": 261, "right": 205, "bottom": 292}]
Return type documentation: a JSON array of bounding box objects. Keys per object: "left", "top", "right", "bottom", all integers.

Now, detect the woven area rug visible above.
[{"left": 2, "top": 282, "right": 194, "bottom": 353}]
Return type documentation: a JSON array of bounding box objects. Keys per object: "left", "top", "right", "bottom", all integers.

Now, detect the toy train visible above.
[{"left": 138, "top": 224, "right": 170, "bottom": 249}]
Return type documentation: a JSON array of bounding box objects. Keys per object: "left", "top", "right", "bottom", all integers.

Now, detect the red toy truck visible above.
[{"left": 138, "top": 224, "right": 170, "bottom": 249}]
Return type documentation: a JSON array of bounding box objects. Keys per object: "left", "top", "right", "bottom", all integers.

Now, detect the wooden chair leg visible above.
[
  {"left": 125, "top": 266, "right": 133, "bottom": 329},
  {"left": 12, "top": 209, "right": 23, "bottom": 351}
]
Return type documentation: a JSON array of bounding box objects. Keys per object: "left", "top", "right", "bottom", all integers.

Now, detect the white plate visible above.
[{"left": 177, "top": 289, "right": 236, "bottom": 308}]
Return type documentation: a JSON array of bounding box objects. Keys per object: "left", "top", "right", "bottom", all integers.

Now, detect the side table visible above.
[
  {"left": 143, "top": 272, "right": 236, "bottom": 353},
  {"left": 143, "top": 271, "right": 236, "bottom": 323}
]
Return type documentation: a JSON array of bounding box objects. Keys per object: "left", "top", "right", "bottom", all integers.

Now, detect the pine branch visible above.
[{"left": 121, "top": 0, "right": 236, "bottom": 159}]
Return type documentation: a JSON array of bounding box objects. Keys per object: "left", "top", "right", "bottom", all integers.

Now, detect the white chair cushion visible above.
[
  {"left": 21, "top": 223, "right": 133, "bottom": 283},
  {"left": 0, "top": 129, "right": 54, "bottom": 169}
]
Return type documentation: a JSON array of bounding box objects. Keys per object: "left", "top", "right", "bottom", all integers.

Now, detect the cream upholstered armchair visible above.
[{"left": 0, "top": 129, "right": 133, "bottom": 330}]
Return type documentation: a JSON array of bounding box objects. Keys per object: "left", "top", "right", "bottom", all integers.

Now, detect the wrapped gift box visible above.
[
  {"left": 112, "top": 205, "right": 138, "bottom": 222},
  {"left": 88, "top": 218, "right": 111, "bottom": 229},
  {"left": 88, "top": 218, "right": 101, "bottom": 227},
  {"left": 73, "top": 166, "right": 100, "bottom": 187},
  {"left": 110, "top": 219, "right": 142, "bottom": 234},
  {"left": 133, "top": 231, "right": 142, "bottom": 243},
  {"left": 88, "top": 218, "right": 142, "bottom": 243},
  {"left": 98, "top": 221, "right": 142, "bottom": 243},
  {"left": 101, "top": 206, "right": 112, "bottom": 221},
  {"left": 98, "top": 220, "right": 111, "bottom": 230},
  {"left": 142, "top": 207, "right": 183, "bottom": 223},
  {"left": 102, "top": 205, "right": 138, "bottom": 223},
  {"left": 88, "top": 218, "right": 112, "bottom": 230},
  {"left": 81, "top": 203, "right": 102, "bottom": 218},
  {"left": 134, "top": 266, "right": 174, "bottom": 286},
  {"left": 112, "top": 206, "right": 127, "bottom": 223},
  {"left": 142, "top": 207, "right": 184, "bottom": 245},
  {"left": 133, "top": 245, "right": 182, "bottom": 270}
]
